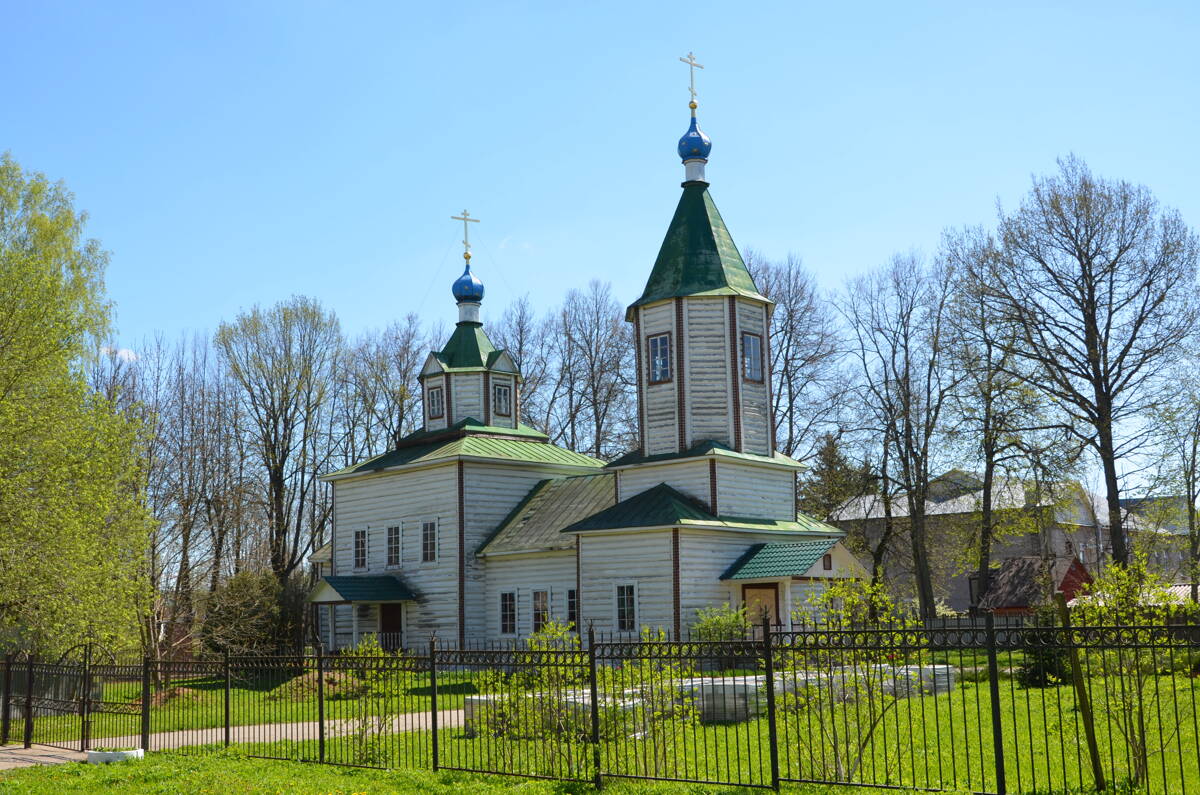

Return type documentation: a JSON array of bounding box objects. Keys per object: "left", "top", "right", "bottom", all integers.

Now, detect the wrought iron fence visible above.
[{"left": 3, "top": 616, "right": 1198, "bottom": 793}]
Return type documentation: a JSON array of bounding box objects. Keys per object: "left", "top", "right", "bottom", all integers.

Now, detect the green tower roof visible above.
[
  {"left": 628, "top": 182, "right": 768, "bottom": 319},
  {"left": 434, "top": 321, "right": 501, "bottom": 371}
]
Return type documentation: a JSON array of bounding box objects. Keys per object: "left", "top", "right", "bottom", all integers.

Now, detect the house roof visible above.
[
  {"left": 720, "top": 539, "right": 839, "bottom": 580},
  {"left": 560, "top": 482, "right": 844, "bottom": 536},
  {"left": 977, "top": 556, "right": 1092, "bottom": 611},
  {"left": 309, "top": 575, "right": 418, "bottom": 604},
  {"left": 324, "top": 420, "right": 604, "bottom": 479},
  {"left": 607, "top": 439, "right": 803, "bottom": 470},
  {"left": 478, "top": 473, "right": 616, "bottom": 555},
  {"left": 627, "top": 182, "right": 768, "bottom": 318}
]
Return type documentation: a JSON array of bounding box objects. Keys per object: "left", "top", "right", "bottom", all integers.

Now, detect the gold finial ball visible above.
[
  {"left": 463, "top": 251, "right": 472, "bottom": 261},
  {"left": 689, "top": 101, "right": 697, "bottom": 110}
]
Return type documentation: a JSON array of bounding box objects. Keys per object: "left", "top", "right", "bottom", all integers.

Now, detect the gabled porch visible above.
[{"left": 308, "top": 575, "right": 418, "bottom": 651}]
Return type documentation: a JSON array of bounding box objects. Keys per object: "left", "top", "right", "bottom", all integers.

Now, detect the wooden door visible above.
[
  {"left": 380, "top": 603, "right": 402, "bottom": 634},
  {"left": 742, "top": 584, "right": 779, "bottom": 625}
]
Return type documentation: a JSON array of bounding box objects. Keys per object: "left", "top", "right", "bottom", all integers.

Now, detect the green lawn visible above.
[{"left": 0, "top": 750, "right": 880, "bottom": 794}]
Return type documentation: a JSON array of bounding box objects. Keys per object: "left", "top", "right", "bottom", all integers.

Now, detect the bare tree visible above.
[
  {"left": 841, "top": 253, "right": 961, "bottom": 618},
  {"left": 1155, "top": 363, "right": 1200, "bottom": 601},
  {"left": 985, "top": 156, "right": 1199, "bottom": 566}
]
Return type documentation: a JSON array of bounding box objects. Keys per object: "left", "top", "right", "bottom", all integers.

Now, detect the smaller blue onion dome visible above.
[
  {"left": 451, "top": 262, "right": 485, "bottom": 303},
  {"left": 677, "top": 112, "right": 711, "bottom": 162}
]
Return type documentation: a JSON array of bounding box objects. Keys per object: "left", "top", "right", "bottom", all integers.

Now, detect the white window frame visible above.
[
  {"left": 493, "top": 382, "right": 512, "bottom": 417},
  {"left": 648, "top": 333, "right": 672, "bottom": 384},
  {"left": 353, "top": 528, "right": 368, "bottom": 571},
  {"left": 428, "top": 385, "right": 445, "bottom": 420},
  {"left": 420, "top": 519, "right": 438, "bottom": 564},
  {"left": 531, "top": 588, "right": 551, "bottom": 634},
  {"left": 386, "top": 524, "right": 401, "bottom": 569},
  {"left": 614, "top": 582, "right": 638, "bottom": 633},
  {"left": 499, "top": 591, "right": 517, "bottom": 636}
]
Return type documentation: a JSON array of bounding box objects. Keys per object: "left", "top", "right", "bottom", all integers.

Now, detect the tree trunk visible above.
[
  {"left": 1096, "top": 416, "right": 1129, "bottom": 566},
  {"left": 975, "top": 454, "right": 996, "bottom": 612}
]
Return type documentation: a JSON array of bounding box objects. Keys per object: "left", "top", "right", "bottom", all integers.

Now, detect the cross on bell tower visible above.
[{"left": 679, "top": 51, "right": 704, "bottom": 108}]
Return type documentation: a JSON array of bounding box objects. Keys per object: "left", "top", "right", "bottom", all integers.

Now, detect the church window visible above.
[
  {"left": 386, "top": 526, "right": 400, "bottom": 568},
  {"left": 742, "top": 332, "right": 764, "bottom": 382},
  {"left": 615, "top": 583, "right": 637, "bottom": 633},
  {"left": 648, "top": 334, "right": 672, "bottom": 383},
  {"left": 428, "top": 386, "right": 444, "bottom": 419},
  {"left": 353, "top": 529, "right": 367, "bottom": 570},
  {"left": 421, "top": 521, "right": 438, "bottom": 562},
  {"left": 499, "top": 592, "right": 516, "bottom": 635},
  {"left": 494, "top": 383, "right": 512, "bottom": 416},
  {"left": 822, "top": 553, "right": 833, "bottom": 571},
  {"left": 532, "top": 590, "right": 549, "bottom": 633},
  {"left": 567, "top": 588, "right": 578, "bottom": 629}
]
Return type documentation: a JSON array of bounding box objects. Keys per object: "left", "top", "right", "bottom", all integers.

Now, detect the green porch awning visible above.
[
  {"left": 309, "top": 575, "right": 418, "bottom": 604},
  {"left": 720, "top": 540, "right": 838, "bottom": 581}
]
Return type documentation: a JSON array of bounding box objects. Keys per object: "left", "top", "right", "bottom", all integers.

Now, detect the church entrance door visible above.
[
  {"left": 741, "top": 584, "right": 779, "bottom": 627},
  {"left": 379, "top": 603, "right": 403, "bottom": 650}
]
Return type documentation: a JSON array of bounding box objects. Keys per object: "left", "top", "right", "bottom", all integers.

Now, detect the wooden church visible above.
[{"left": 308, "top": 78, "right": 865, "bottom": 649}]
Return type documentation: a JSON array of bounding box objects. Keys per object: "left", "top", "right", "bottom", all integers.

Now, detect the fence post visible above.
[
  {"left": 22, "top": 655, "right": 34, "bottom": 749},
  {"left": 140, "top": 655, "right": 151, "bottom": 752},
  {"left": 762, "top": 616, "right": 780, "bottom": 791},
  {"left": 429, "top": 636, "right": 438, "bottom": 772},
  {"left": 1054, "top": 594, "right": 1105, "bottom": 791},
  {"left": 587, "top": 625, "right": 602, "bottom": 790},
  {"left": 316, "top": 648, "right": 326, "bottom": 764},
  {"left": 223, "top": 650, "right": 231, "bottom": 748},
  {"left": 984, "top": 613, "right": 1006, "bottom": 794},
  {"left": 2, "top": 653, "right": 12, "bottom": 746},
  {"left": 80, "top": 642, "right": 92, "bottom": 752}
]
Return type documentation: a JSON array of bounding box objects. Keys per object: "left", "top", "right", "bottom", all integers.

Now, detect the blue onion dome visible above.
[
  {"left": 677, "top": 107, "right": 711, "bottom": 162},
  {"left": 451, "top": 262, "right": 484, "bottom": 303}
]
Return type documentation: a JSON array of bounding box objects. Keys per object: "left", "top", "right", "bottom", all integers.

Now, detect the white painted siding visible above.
[
  {"left": 482, "top": 550, "right": 578, "bottom": 639},
  {"left": 577, "top": 531, "right": 673, "bottom": 635},
  {"left": 618, "top": 460, "right": 711, "bottom": 509},
  {"left": 640, "top": 301, "right": 678, "bottom": 456},
  {"left": 715, "top": 460, "right": 795, "bottom": 520},
  {"left": 451, "top": 372, "right": 484, "bottom": 424},
  {"left": 736, "top": 300, "right": 772, "bottom": 455},
  {"left": 685, "top": 297, "right": 731, "bottom": 447}
]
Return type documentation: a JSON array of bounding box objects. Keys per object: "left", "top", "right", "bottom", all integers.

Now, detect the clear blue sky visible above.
[{"left": 4, "top": 1, "right": 1197, "bottom": 350}]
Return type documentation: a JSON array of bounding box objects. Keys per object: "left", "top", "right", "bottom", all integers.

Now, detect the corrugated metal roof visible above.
[
  {"left": 479, "top": 473, "right": 616, "bottom": 555},
  {"left": 311, "top": 575, "right": 417, "bottom": 602},
  {"left": 564, "top": 483, "right": 714, "bottom": 532},
  {"left": 720, "top": 539, "right": 838, "bottom": 580},
  {"left": 607, "top": 439, "right": 803, "bottom": 469},
  {"left": 325, "top": 423, "right": 603, "bottom": 478}
]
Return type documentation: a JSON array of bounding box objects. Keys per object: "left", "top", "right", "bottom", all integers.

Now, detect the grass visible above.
[{"left": 0, "top": 749, "right": 880, "bottom": 794}]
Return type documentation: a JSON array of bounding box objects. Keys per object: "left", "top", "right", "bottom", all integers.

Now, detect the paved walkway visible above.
[{"left": 0, "top": 709, "right": 463, "bottom": 770}]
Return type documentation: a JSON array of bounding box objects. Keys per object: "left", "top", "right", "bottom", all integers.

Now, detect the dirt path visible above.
[{"left": 0, "top": 709, "right": 463, "bottom": 770}]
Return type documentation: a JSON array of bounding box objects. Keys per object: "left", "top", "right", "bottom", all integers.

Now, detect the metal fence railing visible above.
[{"left": 3, "top": 615, "right": 1198, "bottom": 793}]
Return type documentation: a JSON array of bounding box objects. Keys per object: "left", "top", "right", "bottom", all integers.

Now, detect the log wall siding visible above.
[
  {"left": 736, "top": 299, "right": 772, "bottom": 455},
  {"left": 451, "top": 372, "right": 484, "bottom": 424},
  {"left": 482, "top": 372, "right": 491, "bottom": 426},
  {"left": 424, "top": 375, "right": 447, "bottom": 431},
  {"left": 640, "top": 301, "right": 678, "bottom": 456},
  {"left": 482, "top": 551, "right": 578, "bottom": 639},
  {"left": 332, "top": 464, "right": 458, "bottom": 641},
  {"left": 714, "top": 459, "right": 797, "bottom": 521},
  {"left": 618, "top": 459, "right": 711, "bottom": 506},
  {"left": 675, "top": 299, "right": 687, "bottom": 452},
  {"left": 685, "top": 297, "right": 732, "bottom": 447},
  {"left": 577, "top": 531, "right": 674, "bottom": 635},
  {"left": 727, "top": 297, "right": 743, "bottom": 451}
]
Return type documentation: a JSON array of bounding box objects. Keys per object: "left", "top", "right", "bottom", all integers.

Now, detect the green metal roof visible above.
[
  {"left": 607, "top": 439, "right": 804, "bottom": 469},
  {"left": 325, "top": 422, "right": 604, "bottom": 479},
  {"left": 478, "top": 473, "right": 616, "bottom": 555},
  {"left": 433, "top": 322, "right": 508, "bottom": 371},
  {"left": 628, "top": 183, "right": 768, "bottom": 318},
  {"left": 562, "top": 483, "right": 714, "bottom": 533},
  {"left": 720, "top": 539, "right": 839, "bottom": 580},
  {"left": 310, "top": 575, "right": 417, "bottom": 602}
]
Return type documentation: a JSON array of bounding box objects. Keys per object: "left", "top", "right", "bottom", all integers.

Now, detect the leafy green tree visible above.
[
  {"left": 0, "top": 153, "right": 151, "bottom": 655},
  {"left": 797, "top": 433, "right": 873, "bottom": 522}
]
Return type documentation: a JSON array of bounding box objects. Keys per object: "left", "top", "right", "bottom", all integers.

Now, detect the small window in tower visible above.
[
  {"left": 428, "top": 386, "right": 444, "bottom": 419},
  {"left": 494, "top": 383, "right": 512, "bottom": 417},
  {"left": 648, "top": 333, "right": 672, "bottom": 384},
  {"left": 743, "top": 333, "right": 764, "bottom": 382}
]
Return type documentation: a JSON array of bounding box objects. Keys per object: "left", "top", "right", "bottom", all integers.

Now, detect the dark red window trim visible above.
[
  {"left": 647, "top": 331, "right": 673, "bottom": 384},
  {"left": 428, "top": 385, "right": 445, "bottom": 419},
  {"left": 742, "top": 331, "right": 765, "bottom": 383}
]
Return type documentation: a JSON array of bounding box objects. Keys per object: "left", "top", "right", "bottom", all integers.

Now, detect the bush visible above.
[
  {"left": 693, "top": 603, "right": 752, "bottom": 641},
  {"left": 1015, "top": 609, "right": 1069, "bottom": 688}
]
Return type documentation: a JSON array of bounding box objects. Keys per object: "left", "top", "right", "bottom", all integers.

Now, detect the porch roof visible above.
[
  {"left": 720, "top": 539, "right": 838, "bottom": 580},
  {"left": 309, "top": 575, "right": 418, "bottom": 604}
]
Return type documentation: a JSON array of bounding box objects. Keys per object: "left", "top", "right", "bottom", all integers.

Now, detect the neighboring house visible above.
[
  {"left": 833, "top": 469, "right": 1193, "bottom": 613},
  {"left": 975, "top": 556, "right": 1092, "bottom": 615},
  {"left": 306, "top": 101, "right": 864, "bottom": 649}
]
